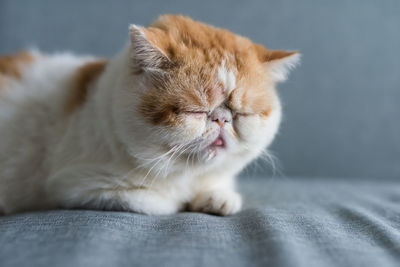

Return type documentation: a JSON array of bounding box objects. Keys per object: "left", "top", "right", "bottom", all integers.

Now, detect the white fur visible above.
[
  {"left": 217, "top": 60, "right": 236, "bottom": 95},
  {"left": 0, "top": 35, "right": 295, "bottom": 216}
]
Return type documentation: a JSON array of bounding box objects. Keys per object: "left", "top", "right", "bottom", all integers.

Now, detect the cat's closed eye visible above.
[
  {"left": 184, "top": 111, "right": 208, "bottom": 115},
  {"left": 183, "top": 110, "right": 208, "bottom": 119},
  {"left": 235, "top": 112, "right": 255, "bottom": 117},
  {"left": 223, "top": 103, "right": 255, "bottom": 119}
]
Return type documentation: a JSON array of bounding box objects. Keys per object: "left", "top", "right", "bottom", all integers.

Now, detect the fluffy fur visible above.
[{"left": 0, "top": 15, "right": 299, "bottom": 216}]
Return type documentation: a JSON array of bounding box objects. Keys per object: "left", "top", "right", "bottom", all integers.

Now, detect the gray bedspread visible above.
[{"left": 1, "top": 177, "right": 399, "bottom": 267}]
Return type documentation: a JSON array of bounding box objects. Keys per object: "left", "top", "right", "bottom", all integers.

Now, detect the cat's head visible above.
[{"left": 114, "top": 15, "right": 299, "bottom": 173}]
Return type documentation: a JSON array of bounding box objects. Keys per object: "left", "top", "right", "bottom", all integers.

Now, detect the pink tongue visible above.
[{"left": 212, "top": 137, "right": 224, "bottom": 146}]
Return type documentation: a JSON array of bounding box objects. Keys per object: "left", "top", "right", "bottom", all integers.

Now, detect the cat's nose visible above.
[
  {"left": 211, "top": 108, "right": 232, "bottom": 127},
  {"left": 212, "top": 117, "right": 229, "bottom": 127}
]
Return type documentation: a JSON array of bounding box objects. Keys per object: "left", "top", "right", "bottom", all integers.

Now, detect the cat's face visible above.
[{"left": 115, "top": 15, "right": 299, "bottom": 171}]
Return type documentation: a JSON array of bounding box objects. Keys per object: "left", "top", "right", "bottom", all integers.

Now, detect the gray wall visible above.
[{"left": 1, "top": 0, "right": 399, "bottom": 179}]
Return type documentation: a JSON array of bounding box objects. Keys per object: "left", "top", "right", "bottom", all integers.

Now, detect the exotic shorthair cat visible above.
[{"left": 0, "top": 15, "right": 299, "bottom": 216}]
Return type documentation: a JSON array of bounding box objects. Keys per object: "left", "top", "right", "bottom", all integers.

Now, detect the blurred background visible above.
[{"left": 0, "top": 0, "right": 399, "bottom": 180}]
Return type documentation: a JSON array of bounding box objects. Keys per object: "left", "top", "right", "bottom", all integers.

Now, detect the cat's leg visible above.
[
  {"left": 189, "top": 174, "right": 242, "bottom": 216},
  {"left": 46, "top": 165, "right": 181, "bottom": 215}
]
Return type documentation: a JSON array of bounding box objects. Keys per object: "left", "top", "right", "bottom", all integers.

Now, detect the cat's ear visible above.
[
  {"left": 256, "top": 45, "right": 300, "bottom": 82},
  {"left": 129, "top": 25, "right": 171, "bottom": 72}
]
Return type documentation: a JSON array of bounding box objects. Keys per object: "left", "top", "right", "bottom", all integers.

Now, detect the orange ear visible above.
[
  {"left": 262, "top": 49, "right": 300, "bottom": 62},
  {"left": 255, "top": 44, "right": 300, "bottom": 82},
  {"left": 129, "top": 25, "right": 172, "bottom": 72}
]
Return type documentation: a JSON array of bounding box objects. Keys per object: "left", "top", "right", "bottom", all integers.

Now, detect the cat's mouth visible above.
[{"left": 210, "top": 135, "right": 225, "bottom": 148}]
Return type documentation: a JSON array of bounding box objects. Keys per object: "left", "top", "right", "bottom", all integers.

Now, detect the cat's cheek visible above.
[
  {"left": 234, "top": 115, "right": 262, "bottom": 143},
  {"left": 178, "top": 116, "right": 206, "bottom": 140}
]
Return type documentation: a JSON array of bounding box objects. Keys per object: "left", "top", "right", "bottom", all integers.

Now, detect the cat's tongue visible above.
[{"left": 212, "top": 136, "right": 224, "bottom": 146}]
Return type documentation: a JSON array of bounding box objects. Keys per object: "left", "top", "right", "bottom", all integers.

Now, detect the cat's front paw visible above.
[{"left": 190, "top": 190, "right": 242, "bottom": 216}]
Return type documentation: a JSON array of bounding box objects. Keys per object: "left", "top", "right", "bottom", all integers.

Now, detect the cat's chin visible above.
[
  {"left": 201, "top": 142, "right": 227, "bottom": 163},
  {"left": 175, "top": 145, "right": 226, "bottom": 168}
]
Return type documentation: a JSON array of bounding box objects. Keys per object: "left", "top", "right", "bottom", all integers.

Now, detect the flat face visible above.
[
  {"left": 128, "top": 15, "right": 293, "bottom": 165},
  {"left": 139, "top": 15, "right": 275, "bottom": 125}
]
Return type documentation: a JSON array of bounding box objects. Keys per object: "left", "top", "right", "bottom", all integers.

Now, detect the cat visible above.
[{"left": 0, "top": 14, "right": 299, "bottom": 216}]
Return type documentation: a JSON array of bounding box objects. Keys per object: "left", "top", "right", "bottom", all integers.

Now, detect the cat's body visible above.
[{"left": 0, "top": 15, "right": 299, "bottom": 216}]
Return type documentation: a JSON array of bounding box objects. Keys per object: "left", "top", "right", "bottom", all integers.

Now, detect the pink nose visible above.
[
  {"left": 210, "top": 107, "right": 232, "bottom": 127},
  {"left": 211, "top": 114, "right": 230, "bottom": 127}
]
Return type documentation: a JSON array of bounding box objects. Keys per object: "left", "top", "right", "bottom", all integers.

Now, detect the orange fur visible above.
[
  {"left": 65, "top": 59, "right": 108, "bottom": 113},
  {"left": 137, "top": 15, "right": 295, "bottom": 125},
  {"left": 0, "top": 51, "right": 35, "bottom": 87}
]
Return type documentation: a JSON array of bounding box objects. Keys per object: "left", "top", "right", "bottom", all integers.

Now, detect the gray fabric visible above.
[
  {"left": 1, "top": 177, "right": 400, "bottom": 267},
  {"left": 0, "top": 0, "right": 399, "bottom": 179}
]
